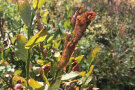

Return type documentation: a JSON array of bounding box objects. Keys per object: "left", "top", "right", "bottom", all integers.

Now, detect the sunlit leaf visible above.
[
  {"left": 32, "top": 66, "right": 40, "bottom": 74},
  {"left": 16, "top": 34, "right": 27, "bottom": 62},
  {"left": 47, "top": 36, "right": 54, "bottom": 44},
  {"left": 14, "top": 70, "right": 22, "bottom": 75},
  {"left": 11, "top": 36, "right": 17, "bottom": 45},
  {"left": 84, "top": 76, "right": 92, "bottom": 85},
  {"left": 61, "top": 71, "right": 80, "bottom": 80},
  {"left": 54, "top": 52, "right": 60, "bottom": 58},
  {"left": 54, "top": 38, "right": 61, "bottom": 48},
  {"left": 33, "top": 0, "right": 46, "bottom": 9},
  {"left": 28, "top": 78, "right": 44, "bottom": 89},
  {"left": 37, "top": 59, "right": 50, "bottom": 66},
  {"left": 42, "top": 10, "right": 49, "bottom": 24},
  {"left": 18, "top": 0, "right": 32, "bottom": 26},
  {"left": 67, "top": 57, "right": 75, "bottom": 65},
  {"left": 78, "top": 71, "right": 86, "bottom": 77},
  {"left": 25, "top": 29, "right": 47, "bottom": 49},
  {"left": 12, "top": 75, "right": 27, "bottom": 86},
  {"left": 86, "top": 65, "right": 94, "bottom": 77}
]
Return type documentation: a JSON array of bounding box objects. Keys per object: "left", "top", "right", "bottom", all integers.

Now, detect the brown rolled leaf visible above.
[{"left": 57, "top": 11, "right": 97, "bottom": 69}]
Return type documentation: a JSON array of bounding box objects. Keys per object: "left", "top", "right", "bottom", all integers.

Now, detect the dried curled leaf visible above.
[{"left": 57, "top": 11, "right": 97, "bottom": 69}]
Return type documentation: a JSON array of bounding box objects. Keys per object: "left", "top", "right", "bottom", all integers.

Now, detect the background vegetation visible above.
[{"left": 0, "top": 0, "right": 134, "bottom": 90}]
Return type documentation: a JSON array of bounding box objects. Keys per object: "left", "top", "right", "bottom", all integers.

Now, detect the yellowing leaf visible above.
[
  {"left": 86, "top": 65, "right": 94, "bottom": 77},
  {"left": 25, "top": 29, "right": 47, "bottom": 49},
  {"left": 75, "top": 55, "right": 84, "bottom": 64},
  {"left": 37, "top": 59, "right": 50, "bottom": 65},
  {"left": 28, "top": 78, "right": 44, "bottom": 89},
  {"left": 14, "top": 70, "right": 22, "bottom": 75},
  {"left": 16, "top": 34, "right": 27, "bottom": 62},
  {"left": 91, "top": 46, "right": 100, "bottom": 58},
  {"left": 33, "top": 0, "right": 46, "bottom": 9},
  {"left": 67, "top": 57, "right": 75, "bottom": 65},
  {"left": 41, "top": 69, "right": 50, "bottom": 86},
  {"left": 18, "top": 0, "right": 32, "bottom": 26},
  {"left": 12, "top": 75, "right": 27, "bottom": 86},
  {"left": 78, "top": 71, "right": 86, "bottom": 77},
  {"left": 42, "top": 10, "right": 49, "bottom": 24}
]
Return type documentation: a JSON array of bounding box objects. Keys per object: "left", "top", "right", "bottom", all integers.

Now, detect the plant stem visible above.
[
  {"left": 26, "top": 27, "right": 31, "bottom": 89},
  {"left": 26, "top": 10, "right": 35, "bottom": 88}
]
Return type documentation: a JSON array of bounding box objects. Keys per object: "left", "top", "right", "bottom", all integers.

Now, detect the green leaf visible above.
[
  {"left": 12, "top": 75, "right": 27, "bottom": 86},
  {"left": 67, "top": 57, "right": 75, "bottom": 72},
  {"left": 48, "top": 76, "right": 61, "bottom": 90},
  {"left": 64, "top": 19, "right": 71, "bottom": 29},
  {"left": 11, "top": 36, "right": 17, "bottom": 45},
  {"left": 16, "top": 34, "right": 28, "bottom": 62},
  {"left": 47, "top": 36, "right": 54, "bottom": 44},
  {"left": 25, "top": 29, "right": 47, "bottom": 49},
  {"left": 33, "top": 0, "right": 46, "bottom": 9},
  {"left": 61, "top": 71, "right": 80, "bottom": 81},
  {"left": 32, "top": 66, "right": 40, "bottom": 75},
  {"left": 3, "top": 48, "right": 10, "bottom": 60},
  {"left": 54, "top": 38, "right": 61, "bottom": 48},
  {"left": 37, "top": 59, "right": 50, "bottom": 66},
  {"left": 86, "top": 65, "right": 94, "bottom": 77},
  {"left": 18, "top": 0, "right": 32, "bottom": 26},
  {"left": 41, "top": 69, "right": 50, "bottom": 86},
  {"left": 88, "top": 46, "right": 100, "bottom": 65},
  {"left": 28, "top": 78, "right": 44, "bottom": 89},
  {"left": 41, "top": 10, "right": 49, "bottom": 24},
  {"left": 84, "top": 76, "right": 92, "bottom": 85},
  {"left": 50, "top": 62, "right": 57, "bottom": 76},
  {"left": 78, "top": 71, "right": 86, "bottom": 77},
  {"left": 75, "top": 55, "right": 84, "bottom": 64},
  {"left": 14, "top": 70, "right": 22, "bottom": 75}
]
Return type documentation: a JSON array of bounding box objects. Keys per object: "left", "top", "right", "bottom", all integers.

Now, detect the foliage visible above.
[{"left": 0, "top": 0, "right": 134, "bottom": 90}]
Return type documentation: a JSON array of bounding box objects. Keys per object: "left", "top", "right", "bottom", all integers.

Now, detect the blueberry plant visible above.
[{"left": 0, "top": 0, "right": 134, "bottom": 90}]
